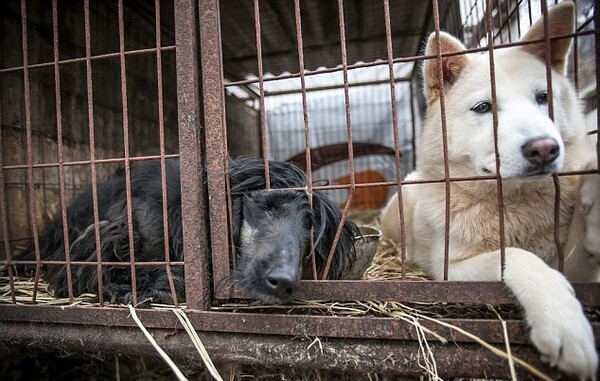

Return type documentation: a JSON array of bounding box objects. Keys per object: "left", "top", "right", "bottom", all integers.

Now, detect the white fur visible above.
[{"left": 380, "top": 2, "right": 599, "bottom": 379}]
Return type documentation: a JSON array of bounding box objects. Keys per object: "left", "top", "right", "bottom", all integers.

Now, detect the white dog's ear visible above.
[
  {"left": 519, "top": 1, "right": 575, "bottom": 74},
  {"left": 423, "top": 32, "right": 469, "bottom": 104}
]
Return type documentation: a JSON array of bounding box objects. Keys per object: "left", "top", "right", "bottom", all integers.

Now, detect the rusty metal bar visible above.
[
  {"left": 198, "top": 0, "right": 232, "bottom": 302},
  {"left": 2, "top": 153, "right": 180, "bottom": 171},
  {"left": 84, "top": 0, "right": 105, "bottom": 305},
  {"left": 155, "top": 0, "right": 179, "bottom": 307},
  {"left": 263, "top": 76, "right": 411, "bottom": 97},
  {"left": 253, "top": 0, "right": 271, "bottom": 188},
  {"left": 20, "top": 0, "right": 43, "bottom": 302},
  {"left": 431, "top": 0, "right": 453, "bottom": 281},
  {"left": 5, "top": 260, "right": 184, "bottom": 266},
  {"left": 484, "top": 0, "right": 508, "bottom": 274},
  {"left": 0, "top": 320, "right": 574, "bottom": 379},
  {"left": 291, "top": 0, "right": 317, "bottom": 279},
  {"left": 0, "top": 46, "right": 177, "bottom": 74},
  {"left": 383, "top": 0, "right": 407, "bottom": 278},
  {"left": 320, "top": 0, "right": 356, "bottom": 280},
  {"left": 222, "top": 280, "right": 600, "bottom": 306},
  {"left": 174, "top": 0, "right": 211, "bottom": 310},
  {"left": 117, "top": 0, "right": 138, "bottom": 306},
  {"left": 52, "top": 0, "right": 75, "bottom": 303},
  {"left": 0, "top": 303, "right": 598, "bottom": 344}
]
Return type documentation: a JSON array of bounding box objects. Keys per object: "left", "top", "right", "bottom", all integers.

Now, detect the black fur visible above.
[{"left": 13, "top": 156, "right": 359, "bottom": 305}]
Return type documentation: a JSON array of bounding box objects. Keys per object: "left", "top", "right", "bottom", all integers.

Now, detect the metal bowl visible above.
[{"left": 343, "top": 225, "right": 382, "bottom": 280}]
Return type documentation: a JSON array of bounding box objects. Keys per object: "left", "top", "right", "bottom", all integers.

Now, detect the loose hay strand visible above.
[
  {"left": 406, "top": 305, "right": 553, "bottom": 381},
  {"left": 127, "top": 304, "right": 189, "bottom": 381},
  {"left": 172, "top": 308, "right": 225, "bottom": 381},
  {"left": 488, "top": 304, "right": 518, "bottom": 381}
]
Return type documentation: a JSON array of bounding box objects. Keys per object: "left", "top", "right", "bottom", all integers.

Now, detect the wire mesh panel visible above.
[{"left": 0, "top": 0, "right": 599, "bottom": 379}]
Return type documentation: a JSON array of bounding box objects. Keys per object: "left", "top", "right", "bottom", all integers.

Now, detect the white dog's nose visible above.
[{"left": 521, "top": 137, "right": 560, "bottom": 166}]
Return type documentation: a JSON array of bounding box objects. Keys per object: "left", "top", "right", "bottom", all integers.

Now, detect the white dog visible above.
[{"left": 380, "top": 2, "right": 599, "bottom": 379}]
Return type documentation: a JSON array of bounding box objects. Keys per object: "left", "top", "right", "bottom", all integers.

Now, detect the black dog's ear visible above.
[{"left": 310, "top": 191, "right": 359, "bottom": 280}]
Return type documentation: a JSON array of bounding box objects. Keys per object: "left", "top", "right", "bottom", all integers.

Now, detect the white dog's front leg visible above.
[{"left": 448, "top": 248, "right": 598, "bottom": 380}]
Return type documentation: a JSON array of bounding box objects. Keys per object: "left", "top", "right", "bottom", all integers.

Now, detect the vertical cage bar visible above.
[
  {"left": 174, "top": 0, "right": 211, "bottom": 309},
  {"left": 117, "top": 0, "right": 138, "bottom": 306},
  {"left": 83, "top": 0, "right": 105, "bottom": 305},
  {"left": 383, "top": 0, "right": 407, "bottom": 278},
  {"left": 485, "top": 0, "right": 507, "bottom": 272},
  {"left": 431, "top": 0, "right": 453, "bottom": 281},
  {"left": 253, "top": 0, "right": 271, "bottom": 188},
  {"left": 52, "top": 0, "right": 75, "bottom": 302},
  {"left": 155, "top": 0, "right": 179, "bottom": 306},
  {"left": 320, "top": 0, "right": 355, "bottom": 280},
  {"left": 199, "top": 0, "right": 231, "bottom": 301},
  {"left": 540, "top": 0, "right": 564, "bottom": 272},
  {"left": 291, "top": 0, "right": 317, "bottom": 279},
  {"left": 20, "top": 0, "right": 43, "bottom": 302}
]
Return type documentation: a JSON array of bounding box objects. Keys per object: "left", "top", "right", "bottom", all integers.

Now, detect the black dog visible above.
[{"left": 13, "top": 156, "right": 359, "bottom": 305}]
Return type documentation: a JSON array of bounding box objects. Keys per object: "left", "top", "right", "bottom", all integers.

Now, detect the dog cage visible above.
[{"left": 1, "top": 0, "right": 599, "bottom": 379}]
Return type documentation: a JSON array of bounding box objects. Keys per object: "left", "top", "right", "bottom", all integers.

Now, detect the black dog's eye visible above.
[
  {"left": 471, "top": 101, "right": 491, "bottom": 114},
  {"left": 536, "top": 90, "right": 548, "bottom": 104}
]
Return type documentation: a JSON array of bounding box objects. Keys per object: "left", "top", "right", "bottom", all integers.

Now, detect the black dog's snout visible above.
[
  {"left": 521, "top": 137, "right": 560, "bottom": 166},
  {"left": 265, "top": 266, "right": 298, "bottom": 298}
]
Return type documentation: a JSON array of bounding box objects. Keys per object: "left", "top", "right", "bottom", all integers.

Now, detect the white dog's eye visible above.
[
  {"left": 536, "top": 91, "right": 548, "bottom": 104},
  {"left": 470, "top": 101, "right": 491, "bottom": 114}
]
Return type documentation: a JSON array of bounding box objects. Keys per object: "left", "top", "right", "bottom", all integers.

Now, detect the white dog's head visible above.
[{"left": 419, "top": 2, "right": 585, "bottom": 180}]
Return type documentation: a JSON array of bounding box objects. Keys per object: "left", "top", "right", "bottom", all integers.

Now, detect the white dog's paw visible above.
[{"left": 526, "top": 273, "right": 598, "bottom": 380}]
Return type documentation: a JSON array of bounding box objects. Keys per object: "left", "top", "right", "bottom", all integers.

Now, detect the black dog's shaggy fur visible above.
[{"left": 13, "top": 156, "right": 359, "bottom": 305}]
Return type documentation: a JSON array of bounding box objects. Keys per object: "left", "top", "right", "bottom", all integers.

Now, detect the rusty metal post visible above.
[
  {"left": 174, "top": 0, "right": 211, "bottom": 310},
  {"left": 198, "top": 0, "right": 232, "bottom": 300}
]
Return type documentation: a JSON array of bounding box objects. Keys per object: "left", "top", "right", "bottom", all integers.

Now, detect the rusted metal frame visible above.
[
  {"left": 1, "top": 303, "right": 598, "bottom": 344},
  {"left": 2, "top": 153, "right": 180, "bottom": 171},
  {"left": 222, "top": 166, "right": 599, "bottom": 196},
  {"left": 539, "top": 0, "right": 565, "bottom": 272},
  {"left": 51, "top": 0, "right": 75, "bottom": 303},
  {"left": 83, "top": 0, "right": 105, "bottom": 305},
  {"left": 20, "top": 0, "right": 44, "bottom": 302},
  {"left": 196, "top": 0, "right": 230, "bottom": 304},
  {"left": 0, "top": 46, "right": 177, "bottom": 75},
  {"left": 173, "top": 0, "right": 210, "bottom": 310},
  {"left": 153, "top": 0, "right": 179, "bottom": 307},
  {"left": 383, "top": 0, "right": 408, "bottom": 279},
  {"left": 116, "top": 0, "right": 139, "bottom": 306},
  {"left": 8, "top": 260, "right": 184, "bottom": 266},
  {"left": 431, "top": 0, "right": 453, "bottom": 281},
  {"left": 0, "top": 321, "right": 574, "bottom": 379},
  {"left": 290, "top": 0, "right": 317, "bottom": 279},
  {"left": 263, "top": 77, "right": 411, "bottom": 97},
  {"left": 0, "top": 305, "right": 538, "bottom": 344},
  {"left": 409, "top": 82, "right": 418, "bottom": 170},
  {"left": 319, "top": 0, "right": 355, "bottom": 280},
  {"left": 483, "top": 0, "right": 508, "bottom": 275},
  {"left": 252, "top": 0, "right": 271, "bottom": 189}
]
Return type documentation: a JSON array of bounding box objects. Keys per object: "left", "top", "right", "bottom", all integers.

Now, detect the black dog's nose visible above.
[
  {"left": 521, "top": 137, "right": 560, "bottom": 166},
  {"left": 265, "top": 267, "right": 298, "bottom": 298}
]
